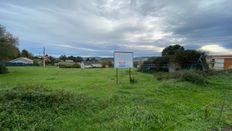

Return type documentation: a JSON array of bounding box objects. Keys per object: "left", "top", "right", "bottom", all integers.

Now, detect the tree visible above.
[
  {"left": 159, "top": 44, "right": 208, "bottom": 71},
  {"left": 152, "top": 57, "right": 169, "bottom": 71},
  {"left": 59, "top": 55, "right": 67, "bottom": 61},
  {"left": 66, "top": 56, "right": 83, "bottom": 62},
  {"left": 0, "top": 25, "right": 19, "bottom": 74},
  {"left": 46, "top": 56, "right": 60, "bottom": 65},
  {"left": 75, "top": 56, "right": 83, "bottom": 62},
  {"left": 21, "top": 49, "right": 33, "bottom": 59},
  {"left": 67, "top": 56, "right": 75, "bottom": 61},
  {"left": 86, "top": 58, "right": 90, "bottom": 61},
  {"left": 162, "top": 44, "right": 184, "bottom": 56},
  {"left": 16, "top": 48, "right": 21, "bottom": 57},
  {"left": 175, "top": 50, "right": 208, "bottom": 70},
  {"left": 0, "top": 25, "right": 19, "bottom": 61},
  {"left": 101, "top": 59, "right": 113, "bottom": 68}
]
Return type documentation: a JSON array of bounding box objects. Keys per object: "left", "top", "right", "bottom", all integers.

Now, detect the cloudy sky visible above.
[{"left": 0, "top": 0, "right": 232, "bottom": 57}]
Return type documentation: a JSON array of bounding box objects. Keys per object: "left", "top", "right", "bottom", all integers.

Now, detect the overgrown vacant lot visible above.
[{"left": 0, "top": 67, "right": 232, "bottom": 130}]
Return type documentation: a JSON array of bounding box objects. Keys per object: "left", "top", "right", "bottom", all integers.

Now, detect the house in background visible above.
[
  {"left": 9, "top": 57, "right": 33, "bottom": 64},
  {"left": 134, "top": 57, "right": 150, "bottom": 68},
  {"left": 65, "top": 59, "right": 74, "bottom": 63},
  {"left": 82, "top": 62, "right": 102, "bottom": 68},
  {"left": 91, "top": 63, "right": 102, "bottom": 68},
  {"left": 207, "top": 55, "right": 232, "bottom": 70}
]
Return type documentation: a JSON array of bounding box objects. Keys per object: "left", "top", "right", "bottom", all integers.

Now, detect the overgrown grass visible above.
[
  {"left": 0, "top": 86, "right": 92, "bottom": 130},
  {"left": 207, "top": 69, "right": 232, "bottom": 78},
  {"left": 0, "top": 67, "right": 232, "bottom": 130}
]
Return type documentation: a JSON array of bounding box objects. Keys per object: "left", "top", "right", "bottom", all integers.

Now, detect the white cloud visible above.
[
  {"left": 200, "top": 44, "right": 232, "bottom": 54},
  {"left": 124, "top": 44, "right": 164, "bottom": 52}
]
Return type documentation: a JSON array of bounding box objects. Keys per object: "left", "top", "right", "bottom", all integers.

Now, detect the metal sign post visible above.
[{"left": 114, "top": 51, "right": 133, "bottom": 84}]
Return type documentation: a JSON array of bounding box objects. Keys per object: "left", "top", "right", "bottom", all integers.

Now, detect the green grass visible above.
[{"left": 0, "top": 67, "right": 232, "bottom": 130}]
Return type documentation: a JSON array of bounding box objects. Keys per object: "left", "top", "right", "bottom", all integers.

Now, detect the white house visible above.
[
  {"left": 207, "top": 55, "right": 232, "bottom": 70},
  {"left": 82, "top": 62, "right": 102, "bottom": 68},
  {"left": 91, "top": 63, "right": 102, "bottom": 68},
  {"left": 65, "top": 59, "right": 74, "bottom": 63},
  {"left": 9, "top": 57, "right": 33, "bottom": 64}
]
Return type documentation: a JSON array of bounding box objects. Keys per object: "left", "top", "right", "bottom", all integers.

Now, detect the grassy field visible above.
[{"left": 0, "top": 67, "right": 232, "bottom": 130}]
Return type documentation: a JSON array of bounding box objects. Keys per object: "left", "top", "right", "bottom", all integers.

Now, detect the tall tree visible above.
[
  {"left": 75, "top": 56, "right": 83, "bottom": 62},
  {"left": 67, "top": 56, "right": 75, "bottom": 61},
  {"left": 162, "top": 44, "right": 184, "bottom": 56},
  {"left": 0, "top": 25, "right": 19, "bottom": 61},
  {"left": 21, "top": 49, "right": 33, "bottom": 59},
  {"left": 59, "top": 55, "right": 67, "bottom": 61},
  {"left": 66, "top": 56, "right": 83, "bottom": 62}
]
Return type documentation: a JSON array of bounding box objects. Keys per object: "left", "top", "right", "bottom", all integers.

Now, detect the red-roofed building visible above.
[{"left": 208, "top": 55, "right": 232, "bottom": 70}]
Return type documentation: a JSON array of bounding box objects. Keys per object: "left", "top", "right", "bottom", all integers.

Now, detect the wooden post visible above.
[{"left": 116, "top": 68, "right": 119, "bottom": 84}]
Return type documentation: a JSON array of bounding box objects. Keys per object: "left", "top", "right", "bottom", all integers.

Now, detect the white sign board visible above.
[{"left": 114, "top": 51, "right": 133, "bottom": 68}]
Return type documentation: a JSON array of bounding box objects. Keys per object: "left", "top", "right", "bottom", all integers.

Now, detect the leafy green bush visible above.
[
  {"left": 58, "top": 62, "right": 80, "bottom": 68},
  {"left": 180, "top": 70, "right": 208, "bottom": 85},
  {"left": 0, "top": 86, "right": 91, "bottom": 130},
  {"left": 157, "top": 70, "right": 208, "bottom": 85},
  {"left": 72, "top": 63, "right": 81, "bottom": 68},
  {"left": 59, "top": 64, "right": 72, "bottom": 68},
  {"left": 0, "top": 64, "right": 8, "bottom": 74}
]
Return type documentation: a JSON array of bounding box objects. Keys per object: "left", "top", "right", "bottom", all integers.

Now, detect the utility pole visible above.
[{"left": 43, "top": 47, "right": 46, "bottom": 67}]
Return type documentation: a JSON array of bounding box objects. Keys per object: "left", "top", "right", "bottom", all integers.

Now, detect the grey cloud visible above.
[{"left": 0, "top": 0, "right": 231, "bottom": 56}]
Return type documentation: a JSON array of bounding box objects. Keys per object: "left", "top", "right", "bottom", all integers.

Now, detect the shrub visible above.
[
  {"left": 59, "top": 64, "right": 71, "bottom": 68},
  {"left": 0, "top": 64, "right": 8, "bottom": 74},
  {"left": 101, "top": 60, "right": 113, "bottom": 68},
  {"left": 180, "top": 70, "right": 208, "bottom": 85},
  {"left": 72, "top": 63, "right": 81, "bottom": 68},
  {"left": 58, "top": 62, "right": 80, "bottom": 68},
  {"left": 156, "top": 70, "right": 208, "bottom": 85}
]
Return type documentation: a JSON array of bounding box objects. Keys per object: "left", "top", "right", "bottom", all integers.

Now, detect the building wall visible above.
[
  {"left": 224, "top": 58, "right": 232, "bottom": 69},
  {"left": 208, "top": 55, "right": 232, "bottom": 70},
  {"left": 214, "top": 58, "right": 224, "bottom": 70}
]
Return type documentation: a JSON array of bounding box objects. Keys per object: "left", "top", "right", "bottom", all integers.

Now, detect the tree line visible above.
[{"left": 142, "top": 44, "right": 208, "bottom": 72}]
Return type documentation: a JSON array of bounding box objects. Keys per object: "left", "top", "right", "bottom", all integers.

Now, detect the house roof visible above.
[
  {"left": 208, "top": 54, "right": 232, "bottom": 58},
  {"left": 10, "top": 57, "right": 33, "bottom": 62}
]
